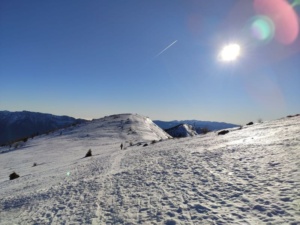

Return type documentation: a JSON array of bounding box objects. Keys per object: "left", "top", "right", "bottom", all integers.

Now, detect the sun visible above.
[{"left": 219, "top": 43, "right": 241, "bottom": 62}]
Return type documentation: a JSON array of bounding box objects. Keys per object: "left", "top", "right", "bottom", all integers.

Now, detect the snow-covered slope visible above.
[
  {"left": 0, "top": 110, "right": 86, "bottom": 145},
  {"left": 0, "top": 115, "right": 299, "bottom": 224},
  {"left": 154, "top": 119, "right": 238, "bottom": 133},
  {"left": 90, "top": 113, "right": 172, "bottom": 143},
  {"left": 165, "top": 123, "right": 198, "bottom": 138}
]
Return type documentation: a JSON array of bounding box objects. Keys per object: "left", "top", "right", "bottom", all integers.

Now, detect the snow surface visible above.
[
  {"left": 165, "top": 124, "right": 198, "bottom": 138},
  {"left": 0, "top": 114, "right": 299, "bottom": 224}
]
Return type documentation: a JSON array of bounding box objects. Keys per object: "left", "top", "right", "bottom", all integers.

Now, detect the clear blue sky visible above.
[{"left": 1, "top": 0, "right": 299, "bottom": 124}]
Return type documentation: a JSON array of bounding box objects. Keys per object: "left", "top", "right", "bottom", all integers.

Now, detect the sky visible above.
[{"left": 1, "top": 0, "right": 300, "bottom": 124}]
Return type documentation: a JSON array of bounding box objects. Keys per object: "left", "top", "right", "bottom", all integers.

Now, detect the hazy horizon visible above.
[{"left": 1, "top": 109, "right": 294, "bottom": 125}]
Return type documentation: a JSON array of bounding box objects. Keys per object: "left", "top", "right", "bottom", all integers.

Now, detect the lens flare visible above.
[
  {"left": 254, "top": 0, "right": 299, "bottom": 45},
  {"left": 291, "top": 0, "right": 300, "bottom": 7},
  {"left": 251, "top": 16, "right": 275, "bottom": 42}
]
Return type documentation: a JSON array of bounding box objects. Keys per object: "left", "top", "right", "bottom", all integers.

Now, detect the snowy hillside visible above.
[
  {"left": 0, "top": 113, "right": 171, "bottom": 155},
  {"left": 154, "top": 120, "right": 238, "bottom": 133},
  {"left": 0, "top": 110, "right": 86, "bottom": 145},
  {"left": 90, "top": 114, "right": 172, "bottom": 143},
  {"left": 165, "top": 124, "right": 198, "bottom": 138},
  {"left": 0, "top": 114, "right": 300, "bottom": 224}
]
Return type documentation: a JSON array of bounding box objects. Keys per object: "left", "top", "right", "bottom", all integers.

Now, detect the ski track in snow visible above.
[{"left": 0, "top": 115, "right": 300, "bottom": 224}]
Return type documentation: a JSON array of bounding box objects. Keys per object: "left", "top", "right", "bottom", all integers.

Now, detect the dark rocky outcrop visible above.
[
  {"left": 287, "top": 114, "right": 300, "bottom": 118},
  {"left": 85, "top": 149, "right": 92, "bottom": 157},
  {"left": 218, "top": 130, "right": 229, "bottom": 135},
  {"left": 9, "top": 172, "right": 20, "bottom": 180}
]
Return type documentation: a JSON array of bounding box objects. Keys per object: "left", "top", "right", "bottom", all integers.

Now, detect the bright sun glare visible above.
[{"left": 219, "top": 43, "right": 241, "bottom": 62}]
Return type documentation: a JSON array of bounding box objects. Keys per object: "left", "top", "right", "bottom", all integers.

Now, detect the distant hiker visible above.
[{"left": 120, "top": 143, "right": 123, "bottom": 150}]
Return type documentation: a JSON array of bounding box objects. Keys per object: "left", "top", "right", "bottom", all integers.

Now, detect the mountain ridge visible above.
[
  {"left": 0, "top": 110, "right": 87, "bottom": 145},
  {"left": 164, "top": 123, "right": 198, "bottom": 138},
  {"left": 154, "top": 119, "right": 238, "bottom": 133}
]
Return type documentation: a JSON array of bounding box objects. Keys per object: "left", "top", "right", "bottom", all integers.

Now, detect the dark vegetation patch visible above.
[
  {"left": 218, "top": 130, "right": 229, "bottom": 135},
  {"left": 9, "top": 172, "right": 20, "bottom": 180},
  {"left": 287, "top": 114, "right": 300, "bottom": 118},
  {"left": 85, "top": 149, "right": 92, "bottom": 157}
]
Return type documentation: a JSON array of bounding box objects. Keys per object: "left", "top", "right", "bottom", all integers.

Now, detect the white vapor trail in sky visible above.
[{"left": 154, "top": 40, "right": 178, "bottom": 58}]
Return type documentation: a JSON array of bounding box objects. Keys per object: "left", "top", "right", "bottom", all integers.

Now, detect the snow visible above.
[
  {"left": 0, "top": 114, "right": 299, "bottom": 224},
  {"left": 154, "top": 120, "right": 238, "bottom": 131},
  {"left": 165, "top": 124, "right": 198, "bottom": 137}
]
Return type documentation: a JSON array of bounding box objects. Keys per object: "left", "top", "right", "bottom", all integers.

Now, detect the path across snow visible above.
[{"left": 0, "top": 115, "right": 299, "bottom": 224}]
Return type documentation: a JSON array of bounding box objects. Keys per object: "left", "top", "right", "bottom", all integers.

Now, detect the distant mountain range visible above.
[
  {"left": 0, "top": 110, "right": 238, "bottom": 145},
  {"left": 0, "top": 110, "right": 86, "bottom": 145},
  {"left": 154, "top": 120, "right": 238, "bottom": 134}
]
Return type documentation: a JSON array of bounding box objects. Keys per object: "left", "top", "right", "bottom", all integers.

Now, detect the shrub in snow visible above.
[
  {"left": 151, "top": 140, "right": 156, "bottom": 144},
  {"left": 143, "top": 143, "right": 148, "bottom": 147},
  {"left": 85, "top": 149, "right": 92, "bottom": 157},
  {"left": 218, "top": 130, "right": 229, "bottom": 135},
  {"left": 9, "top": 172, "right": 20, "bottom": 180},
  {"left": 32, "top": 162, "right": 37, "bottom": 167},
  {"left": 246, "top": 122, "right": 254, "bottom": 125}
]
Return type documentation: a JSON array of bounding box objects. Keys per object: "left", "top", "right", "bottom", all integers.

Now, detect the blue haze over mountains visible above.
[{"left": 0, "top": 111, "right": 86, "bottom": 145}]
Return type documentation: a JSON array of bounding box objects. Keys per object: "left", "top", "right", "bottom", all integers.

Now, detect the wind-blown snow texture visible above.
[{"left": 0, "top": 114, "right": 299, "bottom": 224}]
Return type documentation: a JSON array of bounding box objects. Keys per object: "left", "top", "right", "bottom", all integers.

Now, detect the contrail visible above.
[{"left": 154, "top": 40, "right": 178, "bottom": 58}]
